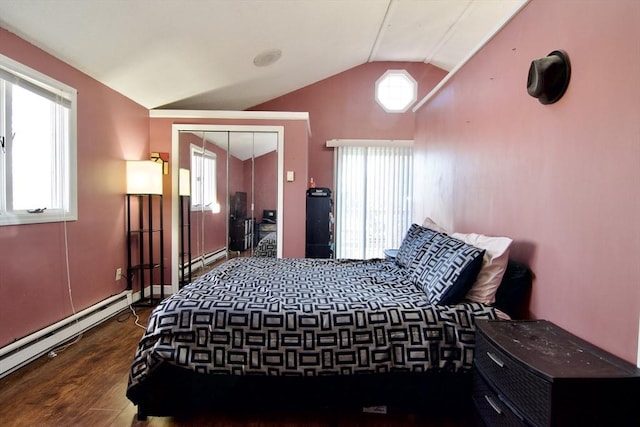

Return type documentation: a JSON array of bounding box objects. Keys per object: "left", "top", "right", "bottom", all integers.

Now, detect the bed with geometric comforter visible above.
[
  {"left": 253, "top": 232, "right": 277, "bottom": 257},
  {"left": 126, "top": 224, "right": 531, "bottom": 419}
]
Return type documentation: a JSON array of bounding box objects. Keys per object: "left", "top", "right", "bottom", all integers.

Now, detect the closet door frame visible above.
[{"left": 170, "top": 123, "right": 284, "bottom": 293}]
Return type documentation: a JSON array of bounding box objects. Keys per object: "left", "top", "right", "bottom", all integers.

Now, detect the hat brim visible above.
[
  {"left": 528, "top": 50, "right": 571, "bottom": 105},
  {"left": 541, "top": 50, "right": 571, "bottom": 104}
]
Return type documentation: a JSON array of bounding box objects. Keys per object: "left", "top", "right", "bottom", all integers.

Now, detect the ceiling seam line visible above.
[
  {"left": 367, "top": 0, "right": 396, "bottom": 62},
  {"left": 423, "top": 0, "right": 474, "bottom": 65}
]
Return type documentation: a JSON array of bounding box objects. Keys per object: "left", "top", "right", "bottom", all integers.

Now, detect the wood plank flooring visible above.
[{"left": 0, "top": 306, "right": 476, "bottom": 427}]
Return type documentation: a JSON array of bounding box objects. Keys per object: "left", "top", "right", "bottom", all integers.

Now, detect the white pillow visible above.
[
  {"left": 422, "top": 217, "right": 449, "bottom": 234},
  {"left": 451, "top": 232, "right": 512, "bottom": 304}
]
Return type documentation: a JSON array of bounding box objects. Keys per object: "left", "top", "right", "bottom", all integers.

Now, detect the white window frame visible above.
[
  {"left": 190, "top": 144, "right": 218, "bottom": 212},
  {"left": 375, "top": 69, "right": 417, "bottom": 113},
  {"left": 328, "top": 139, "right": 413, "bottom": 259},
  {"left": 0, "top": 53, "right": 77, "bottom": 226}
]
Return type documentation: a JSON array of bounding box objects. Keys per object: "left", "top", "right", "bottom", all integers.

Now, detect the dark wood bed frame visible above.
[{"left": 132, "top": 365, "right": 474, "bottom": 420}]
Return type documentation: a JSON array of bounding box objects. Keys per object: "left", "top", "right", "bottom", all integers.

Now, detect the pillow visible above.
[
  {"left": 421, "top": 217, "right": 449, "bottom": 234},
  {"left": 395, "top": 224, "right": 440, "bottom": 268},
  {"left": 451, "top": 232, "right": 512, "bottom": 304},
  {"left": 410, "top": 233, "right": 485, "bottom": 305}
]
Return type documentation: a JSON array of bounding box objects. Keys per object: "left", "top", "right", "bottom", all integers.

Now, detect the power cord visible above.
[
  {"left": 48, "top": 158, "right": 82, "bottom": 358},
  {"left": 116, "top": 303, "right": 147, "bottom": 330},
  {"left": 129, "top": 304, "right": 147, "bottom": 330}
]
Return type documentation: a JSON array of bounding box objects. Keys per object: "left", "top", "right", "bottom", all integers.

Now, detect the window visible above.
[
  {"left": 375, "top": 70, "right": 417, "bottom": 113},
  {"left": 0, "top": 53, "right": 77, "bottom": 226},
  {"left": 334, "top": 143, "right": 413, "bottom": 259},
  {"left": 190, "top": 144, "right": 219, "bottom": 212}
]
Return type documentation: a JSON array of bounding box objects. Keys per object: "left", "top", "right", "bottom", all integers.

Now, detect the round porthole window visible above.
[{"left": 375, "top": 70, "right": 417, "bottom": 113}]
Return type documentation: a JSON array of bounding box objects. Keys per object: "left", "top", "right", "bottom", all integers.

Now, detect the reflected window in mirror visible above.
[{"left": 190, "top": 144, "right": 220, "bottom": 213}]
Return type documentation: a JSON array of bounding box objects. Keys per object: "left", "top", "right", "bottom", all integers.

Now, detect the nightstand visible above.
[
  {"left": 473, "top": 320, "right": 640, "bottom": 426},
  {"left": 258, "top": 221, "right": 277, "bottom": 241}
]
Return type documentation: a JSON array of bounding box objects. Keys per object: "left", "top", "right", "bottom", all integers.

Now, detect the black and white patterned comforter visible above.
[
  {"left": 253, "top": 232, "right": 277, "bottom": 257},
  {"left": 127, "top": 257, "right": 498, "bottom": 393}
]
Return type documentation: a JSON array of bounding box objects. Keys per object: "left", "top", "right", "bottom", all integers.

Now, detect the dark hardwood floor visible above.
[{"left": 0, "top": 305, "right": 476, "bottom": 427}]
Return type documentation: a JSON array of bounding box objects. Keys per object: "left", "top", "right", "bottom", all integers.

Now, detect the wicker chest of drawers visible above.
[
  {"left": 258, "top": 221, "right": 277, "bottom": 241},
  {"left": 473, "top": 320, "right": 640, "bottom": 427}
]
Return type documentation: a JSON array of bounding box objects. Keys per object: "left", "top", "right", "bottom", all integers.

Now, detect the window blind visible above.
[
  {"left": 334, "top": 145, "right": 412, "bottom": 259},
  {"left": 0, "top": 67, "right": 72, "bottom": 108}
]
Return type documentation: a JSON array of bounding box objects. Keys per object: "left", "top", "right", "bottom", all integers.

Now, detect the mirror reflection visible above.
[{"left": 178, "top": 130, "right": 278, "bottom": 286}]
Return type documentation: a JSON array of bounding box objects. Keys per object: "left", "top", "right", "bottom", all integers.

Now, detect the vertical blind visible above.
[{"left": 334, "top": 145, "right": 413, "bottom": 259}]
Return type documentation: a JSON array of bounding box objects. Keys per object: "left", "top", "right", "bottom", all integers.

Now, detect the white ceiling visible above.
[{"left": 0, "top": 0, "right": 525, "bottom": 111}]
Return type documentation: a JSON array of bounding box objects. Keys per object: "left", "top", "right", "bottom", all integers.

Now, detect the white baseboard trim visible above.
[
  {"left": 204, "top": 248, "right": 227, "bottom": 265},
  {"left": 180, "top": 248, "right": 227, "bottom": 281},
  {"left": 0, "top": 290, "right": 131, "bottom": 379},
  {"left": 196, "top": 248, "right": 227, "bottom": 267},
  {"left": 130, "top": 284, "right": 175, "bottom": 303}
]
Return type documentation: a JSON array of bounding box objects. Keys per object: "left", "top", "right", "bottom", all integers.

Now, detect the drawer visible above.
[
  {"left": 475, "top": 333, "right": 551, "bottom": 426},
  {"left": 259, "top": 223, "right": 277, "bottom": 232},
  {"left": 473, "top": 371, "right": 526, "bottom": 427}
]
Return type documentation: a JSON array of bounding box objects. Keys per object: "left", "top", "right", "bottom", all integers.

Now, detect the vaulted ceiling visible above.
[{"left": 0, "top": 0, "right": 526, "bottom": 110}]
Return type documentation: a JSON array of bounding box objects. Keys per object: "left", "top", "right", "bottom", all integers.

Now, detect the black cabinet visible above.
[
  {"left": 305, "top": 188, "right": 333, "bottom": 258},
  {"left": 229, "top": 191, "right": 254, "bottom": 252},
  {"left": 126, "top": 194, "right": 164, "bottom": 305},
  {"left": 230, "top": 217, "right": 254, "bottom": 252},
  {"left": 473, "top": 319, "right": 640, "bottom": 426}
]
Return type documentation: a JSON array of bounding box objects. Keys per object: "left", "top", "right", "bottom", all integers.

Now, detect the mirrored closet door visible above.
[{"left": 177, "top": 128, "right": 278, "bottom": 287}]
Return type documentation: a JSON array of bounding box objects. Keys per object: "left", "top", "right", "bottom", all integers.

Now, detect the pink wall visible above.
[
  {"left": 241, "top": 151, "right": 278, "bottom": 223},
  {"left": 229, "top": 154, "right": 246, "bottom": 196},
  {"left": 414, "top": 0, "right": 640, "bottom": 363},
  {"left": 149, "top": 117, "right": 308, "bottom": 260},
  {"left": 252, "top": 62, "right": 447, "bottom": 189},
  {"left": 0, "top": 28, "right": 149, "bottom": 346},
  {"left": 253, "top": 151, "right": 278, "bottom": 222}
]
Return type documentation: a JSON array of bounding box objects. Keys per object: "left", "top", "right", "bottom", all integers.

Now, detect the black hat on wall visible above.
[{"left": 526, "top": 50, "right": 571, "bottom": 105}]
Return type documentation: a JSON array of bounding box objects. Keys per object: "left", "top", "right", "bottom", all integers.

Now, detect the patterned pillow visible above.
[
  {"left": 410, "top": 233, "right": 485, "bottom": 305},
  {"left": 395, "top": 224, "right": 440, "bottom": 268}
]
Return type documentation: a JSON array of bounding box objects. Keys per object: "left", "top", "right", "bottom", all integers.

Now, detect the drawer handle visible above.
[
  {"left": 484, "top": 395, "right": 503, "bottom": 415},
  {"left": 487, "top": 351, "right": 505, "bottom": 368},
  {"left": 498, "top": 394, "right": 525, "bottom": 422}
]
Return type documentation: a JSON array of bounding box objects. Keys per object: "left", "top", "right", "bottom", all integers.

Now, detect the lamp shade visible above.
[
  {"left": 179, "top": 168, "right": 191, "bottom": 196},
  {"left": 126, "top": 160, "right": 163, "bottom": 195}
]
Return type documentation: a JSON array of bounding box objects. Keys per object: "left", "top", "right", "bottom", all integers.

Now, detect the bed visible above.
[
  {"left": 126, "top": 224, "right": 531, "bottom": 419},
  {"left": 253, "top": 231, "right": 277, "bottom": 257}
]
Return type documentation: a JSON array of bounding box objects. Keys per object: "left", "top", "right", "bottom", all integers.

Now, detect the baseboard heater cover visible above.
[
  {"left": 180, "top": 248, "right": 227, "bottom": 277},
  {"left": 204, "top": 248, "right": 227, "bottom": 265},
  {"left": 0, "top": 290, "right": 131, "bottom": 379}
]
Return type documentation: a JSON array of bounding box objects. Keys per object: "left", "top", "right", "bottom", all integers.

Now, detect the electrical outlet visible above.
[{"left": 115, "top": 268, "right": 122, "bottom": 281}]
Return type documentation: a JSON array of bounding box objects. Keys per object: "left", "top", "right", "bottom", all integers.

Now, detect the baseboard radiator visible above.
[
  {"left": 0, "top": 290, "right": 132, "bottom": 379},
  {"left": 180, "top": 248, "right": 227, "bottom": 280}
]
